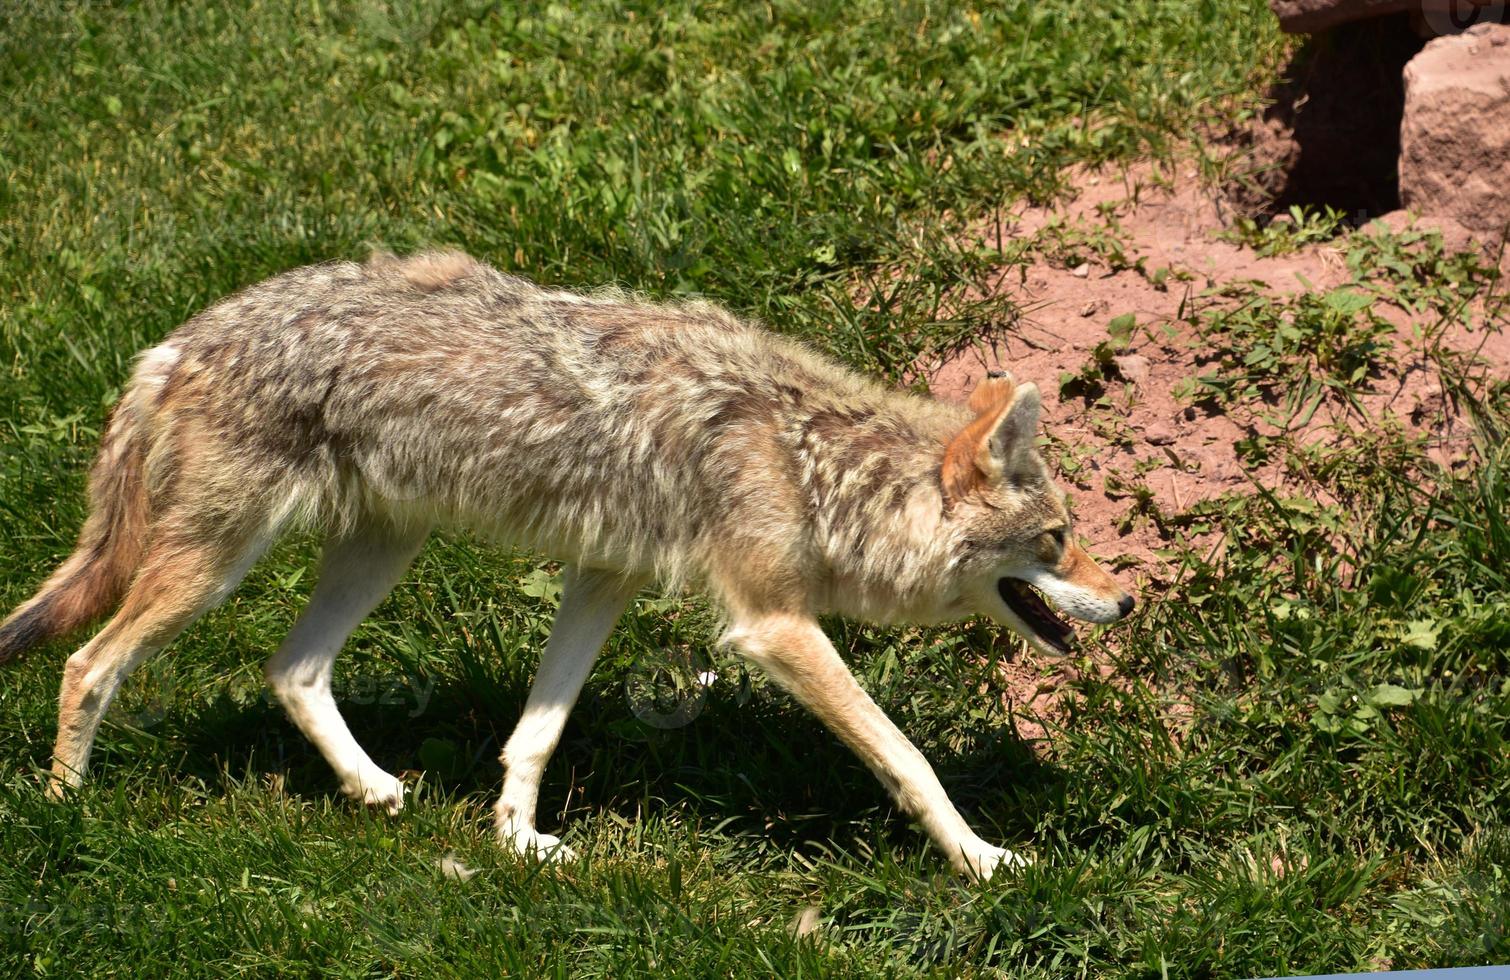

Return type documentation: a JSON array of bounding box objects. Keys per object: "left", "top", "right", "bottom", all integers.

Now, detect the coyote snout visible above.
[
  {"left": 996, "top": 553, "right": 1136, "bottom": 655},
  {"left": 0, "top": 251, "right": 1134, "bottom": 880}
]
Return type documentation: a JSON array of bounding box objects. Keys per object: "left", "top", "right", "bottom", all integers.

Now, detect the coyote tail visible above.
[{"left": 0, "top": 396, "right": 152, "bottom": 662}]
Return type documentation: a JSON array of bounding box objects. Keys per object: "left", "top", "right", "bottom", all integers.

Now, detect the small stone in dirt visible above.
[
  {"left": 1112, "top": 354, "right": 1151, "bottom": 387},
  {"left": 1143, "top": 421, "right": 1177, "bottom": 446},
  {"left": 1411, "top": 383, "right": 1446, "bottom": 422},
  {"left": 1079, "top": 300, "right": 1102, "bottom": 318},
  {"left": 1071, "top": 262, "right": 1090, "bottom": 278},
  {"left": 1191, "top": 448, "right": 1243, "bottom": 483}
]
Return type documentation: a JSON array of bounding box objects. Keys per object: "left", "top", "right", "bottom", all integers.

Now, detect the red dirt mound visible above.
[{"left": 922, "top": 160, "right": 1508, "bottom": 745}]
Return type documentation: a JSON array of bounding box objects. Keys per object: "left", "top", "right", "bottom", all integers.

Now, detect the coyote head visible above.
[{"left": 940, "top": 375, "right": 1134, "bottom": 654}]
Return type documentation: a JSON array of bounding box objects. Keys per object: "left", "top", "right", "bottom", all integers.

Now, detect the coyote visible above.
[{"left": 0, "top": 251, "right": 1133, "bottom": 877}]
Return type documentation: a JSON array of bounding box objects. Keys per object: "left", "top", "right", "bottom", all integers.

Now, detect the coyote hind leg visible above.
[
  {"left": 495, "top": 566, "right": 644, "bottom": 861},
  {"left": 264, "top": 520, "right": 430, "bottom": 813},
  {"left": 51, "top": 522, "right": 268, "bottom": 792}
]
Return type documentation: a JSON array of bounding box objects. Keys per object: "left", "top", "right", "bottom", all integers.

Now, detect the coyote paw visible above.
[
  {"left": 503, "top": 826, "right": 578, "bottom": 863},
  {"left": 343, "top": 771, "right": 406, "bottom": 815},
  {"left": 44, "top": 775, "right": 74, "bottom": 803},
  {"left": 45, "top": 762, "right": 84, "bottom": 801},
  {"left": 957, "top": 843, "right": 1030, "bottom": 881}
]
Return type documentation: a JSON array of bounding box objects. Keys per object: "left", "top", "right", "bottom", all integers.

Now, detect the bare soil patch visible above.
[
  {"left": 931, "top": 161, "right": 1507, "bottom": 577},
  {"left": 924, "top": 159, "right": 1509, "bottom": 745}
]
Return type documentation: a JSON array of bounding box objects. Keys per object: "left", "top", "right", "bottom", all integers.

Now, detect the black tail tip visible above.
[{"left": 0, "top": 600, "right": 56, "bottom": 662}]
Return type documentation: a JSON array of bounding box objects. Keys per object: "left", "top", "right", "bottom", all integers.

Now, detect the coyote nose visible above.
[{"left": 1118, "top": 594, "right": 1136, "bottom": 618}]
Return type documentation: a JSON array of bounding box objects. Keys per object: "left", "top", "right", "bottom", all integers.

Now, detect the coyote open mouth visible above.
[{"left": 997, "top": 578, "right": 1076, "bottom": 653}]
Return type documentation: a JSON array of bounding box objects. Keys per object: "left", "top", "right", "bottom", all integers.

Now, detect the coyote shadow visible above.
[{"left": 79, "top": 669, "right": 1065, "bottom": 853}]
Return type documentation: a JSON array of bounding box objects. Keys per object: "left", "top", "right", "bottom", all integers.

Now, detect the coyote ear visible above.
[
  {"left": 968, "top": 372, "right": 1015, "bottom": 415},
  {"left": 985, "top": 382, "right": 1040, "bottom": 468},
  {"left": 941, "top": 380, "right": 1041, "bottom": 503}
]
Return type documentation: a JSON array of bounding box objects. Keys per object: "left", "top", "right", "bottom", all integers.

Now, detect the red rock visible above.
[
  {"left": 1399, "top": 23, "right": 1510, "bottom": 239},
  {"left": 1270, "top": 0, "right": 1500, "bottom": 34},
  {"left": 1143, "top": 421, "right": 1177, "bottom": 446},
  {"left": 1112, "top": 354, "right": 1151, "bottom": 387}
]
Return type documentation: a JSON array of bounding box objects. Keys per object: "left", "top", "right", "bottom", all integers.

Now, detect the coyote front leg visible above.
[
  {"left": 264, "top": 521, "right": 430, "bottom": 813},
  {"left": 725, "top": 613, "right": 1023, "bottom": 879},
  {"left": 495, "top": 566, "right": 644, "bottom": 861}
]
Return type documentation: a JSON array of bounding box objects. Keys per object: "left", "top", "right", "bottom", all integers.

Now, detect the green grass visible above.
[
  {"left": 2, "top": 1, "right": 1507, "bottom": 976},
  {"left": 1218, "top": 205, "right": 1349, "bottom": 258}
]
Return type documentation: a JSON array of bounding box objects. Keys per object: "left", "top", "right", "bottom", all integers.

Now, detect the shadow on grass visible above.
[{"left": 83, "top": 669, "right": 1063, "bottom": 854}]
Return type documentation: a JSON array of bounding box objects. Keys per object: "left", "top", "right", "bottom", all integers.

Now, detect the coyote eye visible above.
[{"left": 1033, "top": 528, "right": 1066, "bottom": 563}]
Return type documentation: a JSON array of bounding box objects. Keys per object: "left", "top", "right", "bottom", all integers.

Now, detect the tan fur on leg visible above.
[
  {"left": 495, "top": 566, "right": 645, "bottom": 861},
  {"left": 723, "top": 613, "right": 1023, "bottom": 879},
  {"left": 265, "top": 521, "right": 431, "bottom": 812},
  {"left": 50, "top": 528, "right": 265, "bottom": 793}
]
